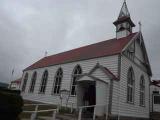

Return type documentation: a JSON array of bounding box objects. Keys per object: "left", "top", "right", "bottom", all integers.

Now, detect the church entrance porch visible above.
[
  {"left": 77, "top": 81, "right": 96, "bottom": 112},
  {"left": 83, "top": 83, "right": 96, "bottom": 107},
  {"left": 77, "top": 81, "right": 96, "bottom": 119},
  {"left": 77, "top": 77, "right": 108, "bottom": 117}
]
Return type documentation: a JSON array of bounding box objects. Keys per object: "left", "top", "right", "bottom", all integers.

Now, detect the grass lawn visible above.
[{"left": 19, "top": 99, "right": 76, "bottom": 120}]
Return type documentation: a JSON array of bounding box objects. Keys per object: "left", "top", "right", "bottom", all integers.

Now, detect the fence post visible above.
[
  {"left": 71, "top": 103, "right": 73, "bottom": 113},
  {"left": 35, "top": 105, "right": 38, "bottom": 119},
  {"left": 93, "top": 106, "right": 96, "bottom": 120},
  {"left": 57, "top": 104, "right": 60, "bottom": 113},
  {"left": 30, "top": 105, "right": 39, "bottom": 120},
  {"left": 30, "top": 113, "right": 36, "bottom": 120},
  {"left": 52, "top": 110, "right": 56, "bottom": 120},
  {"left": 78, "top": 107, "right": 82, "bottom": 120},
  {"left": 35, "top": 105, "right": 39, "bottom": 112},
  {"left": 106, "top": 104, "right": 108, "bottom": 120}
]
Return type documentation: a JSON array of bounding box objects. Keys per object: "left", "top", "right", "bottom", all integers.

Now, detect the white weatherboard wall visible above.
[
  {"left": 117, "top": 30, "right": 130, "bottom": 39},
  {"left": 111, "top": 55, "right": 150, "bottom": 118},
  {"left": 153, "top": 104, "right": 160, "bottom": 112},
  {"left": 96, "top": 80, "right": 109, "bottom": 116},
  {"left": 76, "top": 83, "right": 85, "bottom": 107},
  {"left": 91, "top": 68, "right": 110, "bottom": 83},
  {"left": 21, "top": 55, "right": 118, "bottom": 108},
  {"left": 135, "top": 40, "right": 145, "bottom": 62}
]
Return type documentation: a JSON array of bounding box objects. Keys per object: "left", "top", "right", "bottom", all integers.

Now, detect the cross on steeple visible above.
[
  {"left": 44, "top": 51, "right": 48, "bottom": 57},
  {"left": 139, "top": 21, "right": 142, "bottom": 32}
]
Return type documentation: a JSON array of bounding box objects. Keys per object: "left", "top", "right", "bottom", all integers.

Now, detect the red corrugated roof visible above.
[
  {"left": 24, "top": 32, "right": 138, "bottom": 71},
  {"left": 151, "top": 80, "right": 160, "bottom": 86},
  {"left": 11, "top": 78, "right": 22, "bottom": 84}
]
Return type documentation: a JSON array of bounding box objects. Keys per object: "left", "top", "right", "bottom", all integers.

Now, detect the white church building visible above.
[{"left": 21, "top": 1, "right": 152, "bottom": 120}]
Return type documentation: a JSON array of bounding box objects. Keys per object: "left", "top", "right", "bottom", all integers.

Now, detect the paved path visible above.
[
  {"left": 21, "top": 114, "right": 93, "bottom": 120},
  {"left": 21, "top": 117, "right": 60, "bottom": 120},
  {"left": 38, "top": 116, "right": 60, "bottom": 120}
]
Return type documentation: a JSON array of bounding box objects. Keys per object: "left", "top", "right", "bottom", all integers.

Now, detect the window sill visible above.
[
  {"left": 139, "top": 105, "right": 145, "bottom": 107},
  {"left": 28, "top": 92, "right": 34, "bottom": 94},
  {"left": 51, "top": 93, "right": 60, "bottom": 96},
  {"left": 127, "top": 101, "right": 134, "bottom": 105},
  {"left": 70, "top": 95, "right": 76, "bottom": 97},
  {"left": 38, "top": 92, "right": 45, "bottom": 94}
]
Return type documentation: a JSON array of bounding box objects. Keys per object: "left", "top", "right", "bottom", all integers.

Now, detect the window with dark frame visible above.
[
  {"left": 52, "top": 68, "right": 63, "bottom": 95},
  {"left": 39, "top": 70, "right": 48, "bottom": 94},
  {"left": 153, "top": 91, "right": 159, "bottom": 94},
  {"left": 140, "top": 76, "right": 145, "bottom": 106},
  {"left": 127, "top": 67, "right": 135, "bottom": 103},
  {"left": 71, "top": 65, "right": 82, "bottom": 95},
  {"left": 127, "top": 49, "right": 134, "bottom": 59},
  {"left": 154, "top": 96, "right": 160, "bottom": 104},
  {"left": 22, "top": 73, "right": 28, "bottom": 92},
  {"left": 29, "top": 72, "right": 37, "bottom": 93}
]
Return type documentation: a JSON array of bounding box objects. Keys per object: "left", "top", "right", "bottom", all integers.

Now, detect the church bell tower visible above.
[{"left": 113, "top": 0, "right": 135, "bottom": 39}]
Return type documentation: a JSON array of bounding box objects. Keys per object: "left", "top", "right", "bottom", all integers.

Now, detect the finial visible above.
[
  {"left": 138, "top": 21, "right": 142, "bottom": 32},
  {"left": 44, "top": 51, "right": 48, "bottom": 57},
  {"left": 124, "top": 0, "right": 126, "bottom": 3}
]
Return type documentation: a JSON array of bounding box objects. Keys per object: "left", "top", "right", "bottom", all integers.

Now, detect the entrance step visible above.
[
  {"left": 38, "top": 116, "right": 60, "bottom": 120},
  {"left": 56, "top": 114, "right": 77, "bottom": 120},
  {"left": 82, "top": 110, "right": 93, "bottom": 119},
  {"left": 150, "top": 112, "right": 160, "bottom": 120},
  {"left": 37, "top": 114, "right": 105, "bottom": 120}
]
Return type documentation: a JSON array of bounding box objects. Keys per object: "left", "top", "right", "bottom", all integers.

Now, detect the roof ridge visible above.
[
  {"left": 45, "top": 32, "right": 137, "bottom": 59},
  {"left": 24, "top": 32, "right": 137, "bottom": 71},
  {"left": 46, "top": 38, "right": 116, "bottom": 58}
]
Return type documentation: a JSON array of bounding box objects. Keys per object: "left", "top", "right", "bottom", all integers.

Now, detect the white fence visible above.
[
  {"left": 23, "top": 104, "right": 59, "bottom": 120},
  {"left": 23, "top": 103, "right": 107, "bottom": 120}
]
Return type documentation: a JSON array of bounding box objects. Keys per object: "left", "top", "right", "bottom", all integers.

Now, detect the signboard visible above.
[{"left": 60, "top": 89, "right": 70, "bottom": 107}]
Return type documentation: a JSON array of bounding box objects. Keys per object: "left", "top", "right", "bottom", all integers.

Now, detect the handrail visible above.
[
  {"left": 24, "top": 103, "right": 54, "bottom": 106},
  {"left": 79, "top": 104, "right": 106, "bottom": 108},
  {"left": 23, "top": 109, "right": 57, "bottom": 113}
]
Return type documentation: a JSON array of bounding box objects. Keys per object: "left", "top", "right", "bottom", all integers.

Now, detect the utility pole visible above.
[{"left": 9, "top": 68, "right": 14, "bottom": 89}]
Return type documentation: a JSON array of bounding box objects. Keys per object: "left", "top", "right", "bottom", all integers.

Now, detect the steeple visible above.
[
  {"left": 118, "top": 0, "right": 130, "bottom": 18},
  {"left": 113, "top": 0, "right": 135, "bottom": 39}
]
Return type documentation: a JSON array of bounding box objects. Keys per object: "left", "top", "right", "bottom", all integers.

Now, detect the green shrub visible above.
[
  {"left": 59, "top": 106, "right": 71, "bottom": 114},
  {"left": 0, "top": 87, "right": 23, "bottom": 120}
]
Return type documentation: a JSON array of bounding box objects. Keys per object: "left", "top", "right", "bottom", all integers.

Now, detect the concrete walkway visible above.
[
  {"left": 38, "top": 116, "right": 60, "bottom": 120},
  {"left": 21, "top": 113, "right": 94, "bottom": 120}
]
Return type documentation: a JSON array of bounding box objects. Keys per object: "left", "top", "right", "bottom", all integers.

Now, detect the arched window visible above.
[
  {"left": 140, "top": 76, "right": 145, "bottom": 106},
  {"left": 29, "top": 72, "right": 37, "bottom": 93},
  {"left": 127, "top": 67, "right": 135, "bottom": 103},
  {"left": 71, "top": 65, "right": 82, "bottom": 95},
  {"left": 22, "top": 73, "right": 28, "bottom": 92},
  {"left": 52, "top": 68, "right": 63, "bottom": 95},
  {"left": 39, "top": 70, "right": 48, "bottom": 94}
]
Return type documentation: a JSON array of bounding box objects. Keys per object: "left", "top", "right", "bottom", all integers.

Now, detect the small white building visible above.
[
  {"left": 21, "top": 1, "right": 152, "bottom": 120},
  {"left": 150, "top": 80, "right": 160, "bottom": 113},
  {"left": 10, "top": 78, "right": 21, "bottom": 90}
]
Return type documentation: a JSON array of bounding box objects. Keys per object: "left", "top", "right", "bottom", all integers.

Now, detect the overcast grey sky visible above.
[{"left": 0, "top": 0, "right": 160, "bottom": 83}]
